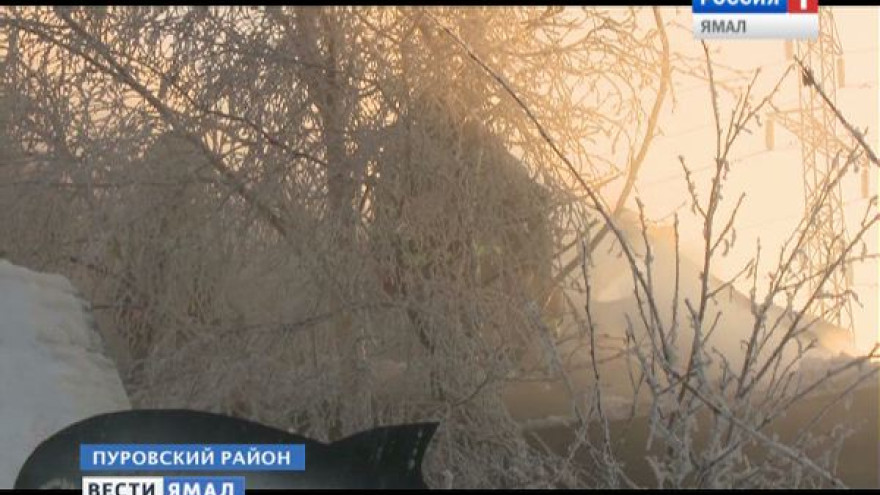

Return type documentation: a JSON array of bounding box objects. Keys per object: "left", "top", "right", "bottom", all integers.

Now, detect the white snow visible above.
[
  {"left": 573, "top": 209, "right": 856, "bottom": 374},
  {"left": 0, "top": 260, "right": 130, "bottom": 488}
]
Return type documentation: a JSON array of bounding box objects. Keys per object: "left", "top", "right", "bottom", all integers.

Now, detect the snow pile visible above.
[
  {"left": 0, "top": 260, "right": 130, "bottom": 488},
  {"left": 574, "top": 210, "right": 855, "bottom": 374}
]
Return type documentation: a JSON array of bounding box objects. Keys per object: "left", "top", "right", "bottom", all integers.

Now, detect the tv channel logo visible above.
[
  {"left": 81, "top": 476, "right": 246, "bottom": 495},
  {"left": 693, "top": 0, "right": 819, "bottom": 40}
]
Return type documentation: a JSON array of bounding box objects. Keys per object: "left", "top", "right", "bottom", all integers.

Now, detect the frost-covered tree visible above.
[{"left": 1, "top": 6, "right": 875, "bottom": 489}]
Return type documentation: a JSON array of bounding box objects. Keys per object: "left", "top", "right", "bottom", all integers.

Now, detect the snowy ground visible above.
[{"left": 0, "top": 260, "right": 130, "bottom": 488}]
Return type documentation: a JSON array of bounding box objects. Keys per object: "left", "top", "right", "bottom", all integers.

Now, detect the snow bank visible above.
[
  {"left": 564, "top": 209, "right": 856, "bottom": 374},
  {"left": 0, "top": 260, "right": 130, "bottom": 488}
]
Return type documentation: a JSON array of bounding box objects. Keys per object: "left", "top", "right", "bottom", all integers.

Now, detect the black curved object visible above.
[{"left": 14, "top": 409, "right": 437, "bottom": 489}]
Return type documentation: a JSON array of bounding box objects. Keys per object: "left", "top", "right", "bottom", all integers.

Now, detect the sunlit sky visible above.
[{"left": 594, "top": 7, "right": 879, "bottom": 353}]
